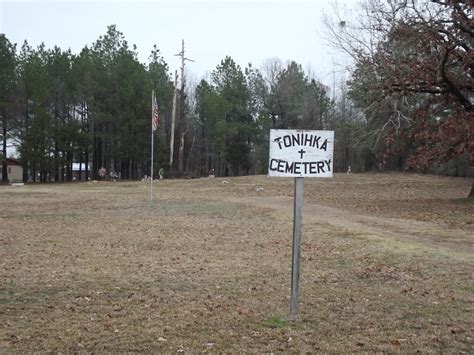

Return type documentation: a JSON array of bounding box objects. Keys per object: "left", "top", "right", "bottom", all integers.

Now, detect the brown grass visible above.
[{"left": 0, "top": 173, "right": 473, "bottom": 352}]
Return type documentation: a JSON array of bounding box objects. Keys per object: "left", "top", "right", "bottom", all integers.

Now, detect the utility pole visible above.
[
  {"left": 169, "top": 70, "right": 178, "bottom": 171},
  {"left": 175, "top": 39, "right": 195, "bottom": 102},
  {"left": 174, "top": 39, "right": 194, "bottom": 174}
]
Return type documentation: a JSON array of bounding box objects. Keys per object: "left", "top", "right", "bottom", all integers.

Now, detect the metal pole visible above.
[
  {"left": 150, "top": 90, "right": 154, "bottom": 202},
  {"left": 290, "top": 176, "right": 303, "bottom": 317}
]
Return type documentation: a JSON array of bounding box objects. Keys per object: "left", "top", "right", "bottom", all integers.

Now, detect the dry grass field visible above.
[{"left": 1, "top": 173, "right": 473, "bottom": 352}]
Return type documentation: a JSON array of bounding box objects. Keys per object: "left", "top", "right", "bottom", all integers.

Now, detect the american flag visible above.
[{"left": 152, "top": 92, "right": 159, "bottom": 131}]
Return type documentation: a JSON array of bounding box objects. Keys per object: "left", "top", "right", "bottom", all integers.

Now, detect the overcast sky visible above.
[{"left": 1, "top": 0, "right": 358, "bottom": 88}]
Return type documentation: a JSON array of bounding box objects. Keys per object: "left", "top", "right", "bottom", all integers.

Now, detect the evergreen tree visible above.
[{"left": 0, "top": 34, "right": 17, "bottom": 183}]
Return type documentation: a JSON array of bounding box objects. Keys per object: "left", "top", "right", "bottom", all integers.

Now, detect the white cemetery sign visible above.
[
  {"left": 268, "top": 129, "right": 334, "bottom": 178},
  {"left": 268, "top": 129, "right": 334, "bottom": 317}
]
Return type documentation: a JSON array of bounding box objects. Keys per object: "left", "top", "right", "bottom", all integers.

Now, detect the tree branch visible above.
[{"left": 440, "top": 47, "right": 473, "bottom": 112}]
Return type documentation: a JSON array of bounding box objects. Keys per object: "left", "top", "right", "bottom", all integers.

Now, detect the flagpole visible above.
[{"left": 150, "top": 90, "right": 154, "bottom": 202}]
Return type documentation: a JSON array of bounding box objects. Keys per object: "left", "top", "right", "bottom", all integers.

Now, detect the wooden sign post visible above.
[
  {"left": 268, "top": 129, "right": 334, "bottom": 317},
  {"left": 290, "top": 176, "right": 303, "bottom": 316}
]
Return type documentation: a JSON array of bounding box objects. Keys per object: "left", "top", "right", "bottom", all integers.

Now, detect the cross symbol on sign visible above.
[{"left": 298, "top": 149, "right": 306, "bottom": 159}]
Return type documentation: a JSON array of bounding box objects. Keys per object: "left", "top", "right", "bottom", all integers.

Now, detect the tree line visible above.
[
  {"left": 0, "top": 25, "right": 365, "bottom": 182},
  {"left": 1, "top": 1, "right": 472, "bottom": 187},
  {"left": 1, "top": 26, "right": 174, "bottom": 182}
]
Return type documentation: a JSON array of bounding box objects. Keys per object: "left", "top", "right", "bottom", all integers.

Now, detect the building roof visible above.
[{"left": 6, "top": 158, "right": 22, "bottom": 166}]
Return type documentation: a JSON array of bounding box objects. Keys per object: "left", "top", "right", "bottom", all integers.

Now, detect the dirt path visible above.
[{"left": 229, "top": 195, "right": 473, "bottom": 256}]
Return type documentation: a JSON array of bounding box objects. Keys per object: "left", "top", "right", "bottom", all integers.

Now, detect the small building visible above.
[
  {"left": 0, "top": 158, "right": 23, "bottom": 183},
  {"left": 72, "top": 163, "right": 91, "bottom": 180}
]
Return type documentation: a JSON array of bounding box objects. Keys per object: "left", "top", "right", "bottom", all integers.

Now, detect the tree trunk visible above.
[
  {"left": 85, "top": 147, "right": 89, "bottom": 181},
  {"left": 200, "top": 122, "right": 206, "bottom": 176},
  {"left": 169, "top": 71, "right": 178, "bottom": 173},
  {"left": 78, "top": 154, "right": 83, "bottom": 181},
  {"left": 2, "top": 115, "right": 8, "bottom": 183},
  {"left": 54, "top": 105, "right": 60, "bottom": 182},
  {"left": 178, "top": 130, "right": 187, "bottom": 174},
  {"left": 54, "top": 142, "right": 59, "bottom": 181},
  {"left": 103, "top": 124, "right": 108, "bottom": 170},
  {"left": 22, "top": 99, "right": 29, "bottom": 183},
  {"left": 66, "top": 152, "right": 72, "bottom": 181},
  {"left": 93, "top": 133, "right": 101, "bottom": 180},
  {"left": 469, "top": 183, "right": 474, "bottom": 198},
  {"left": 47, "top": 161, "right": 51, "bottom": 182},
  {"left": 186, "top": 134, "right": 196, "bottom": 174}
]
